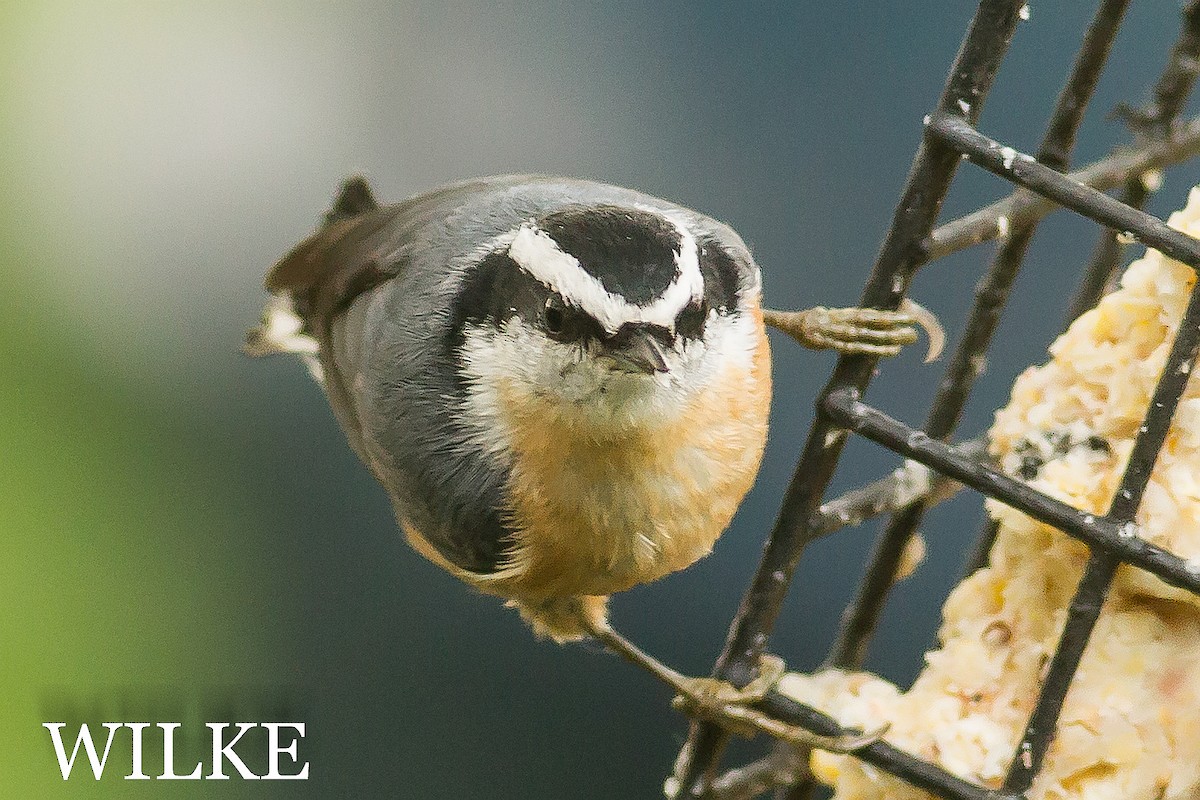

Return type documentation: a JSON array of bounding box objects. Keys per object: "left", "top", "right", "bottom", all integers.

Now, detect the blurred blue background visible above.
[{"left": 2, "top": 2, "right": 1198, "bottom": 797}]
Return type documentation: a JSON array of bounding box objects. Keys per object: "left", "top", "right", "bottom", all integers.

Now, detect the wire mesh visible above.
[{"left": 666, "top": 2, "right": 1200, "bottom": 798}]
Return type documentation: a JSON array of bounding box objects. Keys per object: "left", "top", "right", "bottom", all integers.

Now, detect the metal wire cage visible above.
[{"left": 665, "top": 2, "right": 1200, "bottom": 798}]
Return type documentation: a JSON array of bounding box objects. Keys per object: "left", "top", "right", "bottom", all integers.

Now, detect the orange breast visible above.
[{"left": 490, "top": 308, "right": 772, "bottom": 602}]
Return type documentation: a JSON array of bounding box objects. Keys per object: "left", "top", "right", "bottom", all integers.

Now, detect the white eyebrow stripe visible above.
[{"left": 505, "top": 216, "right": 704, "bottom": 333}]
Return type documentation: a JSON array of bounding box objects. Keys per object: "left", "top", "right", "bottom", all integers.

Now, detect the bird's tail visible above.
[
  {"left": 243, "top": 293, "right": 323, "bottom": 381},
  {"left": 322, "top": 174, "right": 378, "bottom": 227},
  {"left": 245, "top": 174, "right": 378, "bottom": 377}
]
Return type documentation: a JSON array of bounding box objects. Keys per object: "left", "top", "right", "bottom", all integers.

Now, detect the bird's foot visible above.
[
  {"left": 669, "top": 655, "right": 887, "bottom": 753},
  {"left": 669, "top": 654, "right": 785, "bottom": 715},
  {"left": 581, "top": 610, "right": 885, "bottom": 754},
  {"left": 764, "top": 298, "right": 944, "bottom": 362},
  {"left": 668, "top": 655, "right": 785, "bottom": 740}
]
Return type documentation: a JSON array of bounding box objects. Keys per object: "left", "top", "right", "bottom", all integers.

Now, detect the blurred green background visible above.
[{"left": 2, "top": 2, "right": 1197, "bottom": 798}]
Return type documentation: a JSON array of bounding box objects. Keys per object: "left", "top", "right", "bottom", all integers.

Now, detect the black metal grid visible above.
[{"left": 665, "top": 2, "right": 1200, "bottom": 798}]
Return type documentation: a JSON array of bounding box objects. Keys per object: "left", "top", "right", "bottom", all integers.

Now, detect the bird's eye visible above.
[
  {"left": 676, "top": 299, "right": 708, "bottom": 338},
  {"left": 544, "top": 298, "right": 566, "bottom": 336}
]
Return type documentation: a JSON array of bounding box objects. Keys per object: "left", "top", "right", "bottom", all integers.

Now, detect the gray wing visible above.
[
  {"left": 264, "top": 175, "right": 551, "bottom": 574},
  {"left": 265, "top": 174, "right": 544, "bottom": 341}
]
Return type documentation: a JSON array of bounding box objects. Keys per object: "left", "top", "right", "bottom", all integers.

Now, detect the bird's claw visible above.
[
  {"left": 670, "top": 655, "right": 889, "bottom": 753},
  {"left": 671, "top": 655, "right": 785, "bottom": 708},
  {"left": 764, "top": 299, "right": 944, "bottom": 362},
  {"left": 583, "top": 616, "right": 887, "bottom": 755},
  {"left": 670, "top": 654, "right": 787, "bottom": 738}
]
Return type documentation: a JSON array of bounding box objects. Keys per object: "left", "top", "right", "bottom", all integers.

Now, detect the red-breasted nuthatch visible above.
[{"left": 248, "top": 175, "right": 937, "bottom": 745}]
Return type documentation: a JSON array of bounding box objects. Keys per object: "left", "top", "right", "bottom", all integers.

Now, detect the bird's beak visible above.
[{"left": 600, "top": 325, "right": 670, "bottom": 374}]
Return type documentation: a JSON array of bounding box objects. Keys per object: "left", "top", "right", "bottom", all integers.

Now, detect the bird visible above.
[{"left": 247, "top": 174, "right": 938, "bottom": 746}]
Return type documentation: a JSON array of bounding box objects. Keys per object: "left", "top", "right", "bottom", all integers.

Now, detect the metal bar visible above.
[
  {"left": 960, "top": 516, "right": 1002, "bottom": 578},
  {"left": 1002, "top": 250, "right": 1200, "bottom": 792},
  {"left": 1066, "top": 0, "right": 1200, "bottom": 324},
  {"left": 999, "top": 552, "right": 1117, "bottom": 790},
  {"left": 1064, "top": 180, "right": 1150, "bottom": 324},
  {"left": 677, "top": 5, "right": 1200, "bottom": 799},
  {"left": 668, "top": 3, "right": 1027, "bottom": 794},
  {"left": 927, "top": 117, "right": 1200, "bottom": 260},
  {"left": 749, "top": 691, "right": 1015, "bottom": 800},
  {"left": 782, "top": 9, "right": 1200, "bottom": 789},
  {"left": 970, "top": 0, "right": 1200, "bottom": 579},
  {"left": 1118, "top": 0, "right": 1200, "bottom": 138},
  {"left": 1001, "top": 361, "right": 1200, "bottom": 785},
  {"left": 927, "top": 114, "right": 1200, "bottom": 268},
  {"left": 1038, "top": 0, "right": 1131, "bottom": 172},
  {"left": 825, "top": 0, "right": 1128, "bottom": 673},
  {"left": 822, "top": 389, "right": 1200, "bottom": 597}
]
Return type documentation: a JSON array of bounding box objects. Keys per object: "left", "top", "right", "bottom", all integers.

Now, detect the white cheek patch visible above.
[
  {"left": 665, "top": 308, "right": 760, "bottom": 398},
  {"left": 456, "top": 306, "right": 760, "bottom": 451},
  {"left": 456, "top": 322, "right": 575, "bottom": 461},
  {"left": 505, "top": 215, "right": 704, "bottom": 334}
]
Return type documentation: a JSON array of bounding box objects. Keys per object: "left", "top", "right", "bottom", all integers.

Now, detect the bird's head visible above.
[{"left": 453, "top": 202, "right": 761, "bottom": 436}]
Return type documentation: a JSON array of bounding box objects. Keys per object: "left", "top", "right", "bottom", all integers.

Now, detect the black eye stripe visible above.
[
  {"left": 451, "top": 232, "right": 744, "bottom": 361},
  {"left": 675, "top": 299, "right": 708, "bottom": 339},
  {"left": 451, "top": 250, "right": 610, "bottom": 351},
  {"left": 697, "top": 239, "right": 741, "bottom": 313}
]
